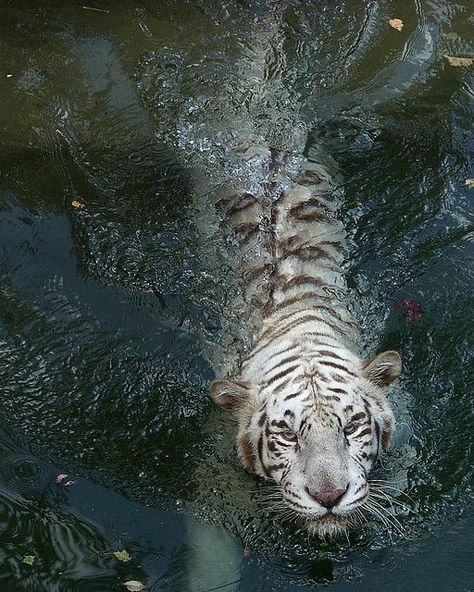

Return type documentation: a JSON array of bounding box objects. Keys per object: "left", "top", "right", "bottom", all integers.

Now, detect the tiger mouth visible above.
[{"left": 306, "top": 514, "right": 350, "bottom": 538}]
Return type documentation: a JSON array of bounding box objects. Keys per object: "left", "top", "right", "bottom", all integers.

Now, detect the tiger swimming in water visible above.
[
  {"left": 201, "top": 13, "right": 402, "bottom": 539},
  {"left": 209, "top": 156, "right": 401, "bottom": 538}
]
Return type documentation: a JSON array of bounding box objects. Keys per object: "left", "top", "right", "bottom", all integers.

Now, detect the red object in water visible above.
[
  {"left": 242, "top": 549, "right": 251, "bottom": 559},
  {"left": 55, "top": 473, "right": 77, "bottom": 486},
  {"left": 395, "top": 299, "right": 423, "bottom": 321}
]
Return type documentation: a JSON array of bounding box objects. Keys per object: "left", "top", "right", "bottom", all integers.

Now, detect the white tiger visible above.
[
  {"left": 209, "top": 155, "right": 401, "bottom": 538},
  {"left": 197, "top": 10, "right": 402, "bottom": 538},
  {"left": 177, "top": 0, "right": 402, "bottom": 549}
]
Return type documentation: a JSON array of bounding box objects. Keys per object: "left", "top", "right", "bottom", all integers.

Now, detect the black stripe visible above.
[
  {"left": 374, "top": 419, "right": 381, "bottom": 459},
  {"left": 271, "top": 377, "right": 292, "bottom": 394},
  {"left": 271, "top": 420, "right": 290, "bottom": 429},
  {"left": 318, "top": 360, "right": 356, "bottom": 376},
  {"left": 281, "top": 274, "right": 325, "bottom": 291},
  {"left": 226, "top": 193, "right": 257, "bottom": 216},
  {"left": 261, "top": 309, "right": 312, "bottom": 339},
  {"left": 266, "top": 364, "right": 299, "bottom": 385},
  {"left": 282, "top": 245, "right": 340, "bottom": 264},
  {"left": 257, "top": 434, "right": 272, "bottom": 478},
  {"left": 234, "top": 222, "right": 259, "bottom": 242},
  {"left": 317, "top": 349, "right": 345, "bottom": 360},
  {"left": 313, "top": 304, "right": 359, "bottom": 330},
  {"left": 271, "top": 291, "right": 326, "bottom": 313},
  {"left": 244, "top": 263, "right": 273, "bottom": 282},
  {"left": 260, "top": 314, "right": 335, "bottom": 346},
  {"left": 245, "top": 341, "right": 299, "bottom": 365},
  {"left": 267, "top": 463, "right": 285, "bottom": 474}
]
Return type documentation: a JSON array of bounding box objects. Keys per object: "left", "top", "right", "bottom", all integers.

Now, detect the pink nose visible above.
[{"left": 305, "top": 485, "right": 348, "bottom": 508}]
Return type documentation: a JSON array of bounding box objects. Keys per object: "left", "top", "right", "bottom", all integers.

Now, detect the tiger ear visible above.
[
  {"left": 362, "top": 351, "right": 401, "bottom": 389},
  {"left": 210, "top": 379, "right": 251, "bottom": 412}
]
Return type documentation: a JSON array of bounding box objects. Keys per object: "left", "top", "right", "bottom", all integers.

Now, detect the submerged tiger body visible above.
[{"left": 209, "top": 152, "right": 401, "bottom": 537}]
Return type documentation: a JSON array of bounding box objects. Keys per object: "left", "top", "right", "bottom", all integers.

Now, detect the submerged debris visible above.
[{"left": 395, "top": 299, "right": 423, "bottom": 321}]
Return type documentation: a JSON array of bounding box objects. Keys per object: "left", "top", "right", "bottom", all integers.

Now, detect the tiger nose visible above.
[{"left": 305, "top": 484, "right": 349, "bottom": 508}]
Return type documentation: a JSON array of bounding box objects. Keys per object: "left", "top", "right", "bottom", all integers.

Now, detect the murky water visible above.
[{"left": 0, "top": 1, "right": 472, "bottom": 590}]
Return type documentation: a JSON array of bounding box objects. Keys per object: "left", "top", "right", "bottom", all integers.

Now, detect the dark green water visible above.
[{"left": 0, "top": 1, "right": 473, "bottom": 590}]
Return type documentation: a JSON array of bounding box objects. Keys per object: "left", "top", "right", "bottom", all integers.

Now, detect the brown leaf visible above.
[
  {"left": 443, "top": 55, "right": 474, "bottom": 67},
  {"left": 71, "top": 200, "right": 85, "bottom": 209},
  {"left": 389, "top": 18, "right": 404, "bottom": 32}
]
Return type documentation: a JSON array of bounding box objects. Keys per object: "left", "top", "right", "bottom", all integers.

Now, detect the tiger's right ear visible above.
[
  {"left": 362, "top": 350, "right": 402, "bottom": 389},
  {"left": 210, "top": 379, "right": 251, "bottom": 412}
]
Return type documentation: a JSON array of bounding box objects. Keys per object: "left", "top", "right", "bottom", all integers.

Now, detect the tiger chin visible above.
[{"left": 210, "top": 348, "right": 401, "bottom": 539}]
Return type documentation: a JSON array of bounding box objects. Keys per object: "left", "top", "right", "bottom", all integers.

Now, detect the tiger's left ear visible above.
[
  {"left": 210, "top": 379, "right": 251, "bottom": 413},
  {"left": 362, "top": 351, "right": 401, "bottom": 389}
]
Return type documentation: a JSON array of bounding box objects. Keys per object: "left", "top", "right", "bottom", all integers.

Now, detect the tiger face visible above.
[{"left": 210, "top": 349, "right": 401, "bottom": 537}]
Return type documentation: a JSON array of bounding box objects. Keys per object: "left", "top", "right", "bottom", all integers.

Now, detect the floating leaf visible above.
[
  {"left": 395, "top": 299, "right": 423, "bottom": 322},
  {"left": 443, "top": 55, "right": 474, "bottom": 67},
  {"left": 465, "top": 179, "right": 474, "bottom": 189},
  {"left": 55, "top": 473, "right": 76, "bottom": 487},
  {"left": 71, "top": 200, "right": 85, "bottom": 208},
  {"left": 113, "top": 549, "right": 131, "bottom": 562},
  {"left": 81, "top": 5, "right": 110, "bottom": 13},
  {"left": 22, "top": 555, "right": 35, "bottom": 566},
  {"left": 123, "top": 581, "right": 145, "bottom": 592},
  {"left": 389, "top": 18, "right": 404, "bottom": 31}
]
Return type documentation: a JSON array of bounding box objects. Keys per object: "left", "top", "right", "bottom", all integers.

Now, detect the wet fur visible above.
[{"left": 210, "top": 155, "right": 401, "bottom": 537}]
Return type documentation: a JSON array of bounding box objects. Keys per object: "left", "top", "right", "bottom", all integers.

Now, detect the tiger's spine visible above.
[{"left": 226, "top": 157, "right": 360, "bottom": 380}]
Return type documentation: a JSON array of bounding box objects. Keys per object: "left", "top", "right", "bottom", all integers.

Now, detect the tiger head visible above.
[{"left": 210, "top": 349, "right": 401, "bottom": 537}]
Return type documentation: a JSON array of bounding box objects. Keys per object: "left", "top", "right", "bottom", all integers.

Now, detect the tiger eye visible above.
[
  {"left": 280, "top": 430, "right": 298, "bottom": 443},
  {"left": 344, "top": 423, "right": 357, "bottom": 436}
]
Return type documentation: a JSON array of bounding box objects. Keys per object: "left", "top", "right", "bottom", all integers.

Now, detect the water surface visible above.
[{"left": 0, "top": 1, "right": 472, "bottom": 590}]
